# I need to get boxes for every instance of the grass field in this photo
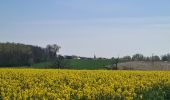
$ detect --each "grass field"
[32,61,53,68]
[0,68,170,100]
[65,59,113,69]
[32,59,113,69]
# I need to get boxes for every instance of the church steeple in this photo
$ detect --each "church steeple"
[94,54,96,59]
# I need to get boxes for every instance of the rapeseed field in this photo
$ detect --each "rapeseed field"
[0,68,170,100]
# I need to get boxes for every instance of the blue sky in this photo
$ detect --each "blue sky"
[1,0,170,58]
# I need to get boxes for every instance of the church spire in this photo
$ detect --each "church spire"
[94,53,96,59]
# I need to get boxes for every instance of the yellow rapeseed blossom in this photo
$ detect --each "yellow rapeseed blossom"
[0,68,170,100]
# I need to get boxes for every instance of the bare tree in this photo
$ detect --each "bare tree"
[46,44,61,59]
[46,44,63,68]
[132,54,144,61]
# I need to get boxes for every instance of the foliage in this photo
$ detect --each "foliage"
[46,44,60,59]
[161,54,170,61]
[0,42,60,67]
[111,58,119,70]
[0,69,170,100]
[132,54,144,61]
[122,56,132,61]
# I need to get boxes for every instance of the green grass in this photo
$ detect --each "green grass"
[65,59,113,69]
[32,59,113,69]
[32,61,52,68]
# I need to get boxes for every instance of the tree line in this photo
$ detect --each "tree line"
[1,42,170,68]
[0,42,60,67]
[116,53,170,62]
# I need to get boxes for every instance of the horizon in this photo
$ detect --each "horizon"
[1,0,170,58]
[0,40,168,59]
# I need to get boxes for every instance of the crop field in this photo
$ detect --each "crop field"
[32,59,113,69]
[65,59,113,69]
[0,69,170,100]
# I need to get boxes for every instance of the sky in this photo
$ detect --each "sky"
[1,0,170,58]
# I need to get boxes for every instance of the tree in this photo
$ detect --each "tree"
[152,55,160,61]
[111,57,119,70]
[161,54,170,62]
[56,55,65,68]
[132,54,144,61]
[144,56,150,61]
[46,44,61,59]
[0,42,59,67]
[122,56,131,61]
[46,44,65,68]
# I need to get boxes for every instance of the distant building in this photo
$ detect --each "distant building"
[94,54,96,59]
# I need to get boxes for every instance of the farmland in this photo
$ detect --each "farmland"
[0,68,170,100]
[64,59,113,69]
[32,59,113,69]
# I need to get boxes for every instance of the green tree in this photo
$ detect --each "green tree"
[111,57,119,70]
[161,54,170,62]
